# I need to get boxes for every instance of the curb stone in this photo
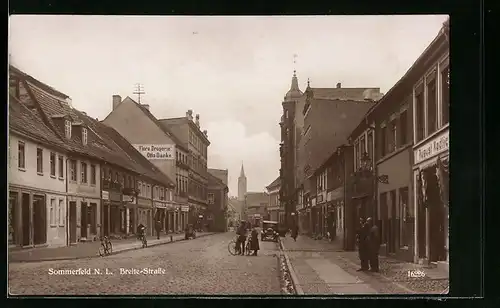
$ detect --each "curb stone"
[9,232,217,263]
[278,237,304,295]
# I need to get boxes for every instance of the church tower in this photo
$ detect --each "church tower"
[238,163,247,202]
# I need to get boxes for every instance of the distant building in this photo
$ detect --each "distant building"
[207,172,228,232]
[265,177,281,223]
[245,192,269,227]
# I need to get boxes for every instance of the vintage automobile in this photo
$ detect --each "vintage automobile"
[260,220,279,242]
[185,224,196,240]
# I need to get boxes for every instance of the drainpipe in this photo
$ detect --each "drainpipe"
[65,157,70,247]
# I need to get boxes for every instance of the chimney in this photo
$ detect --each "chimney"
[336,83,341,88]
[195,114,200,127]
[112,95,122,110]
[82,112,87,116]
[186,109,193,121]
[203,129,207,136]
[141,104,150,111]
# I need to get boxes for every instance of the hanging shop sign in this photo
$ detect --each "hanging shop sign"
[414,129,449,165]
[102,191,109,201]
[133,144,175,160]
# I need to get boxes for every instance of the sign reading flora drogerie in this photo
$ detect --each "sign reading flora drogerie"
[133,144,175,160]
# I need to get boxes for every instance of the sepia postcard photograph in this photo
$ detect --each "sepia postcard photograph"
[8,14,450,296]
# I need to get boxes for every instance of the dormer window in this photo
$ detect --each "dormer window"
[82,128,88,145]
[65,120,72,139]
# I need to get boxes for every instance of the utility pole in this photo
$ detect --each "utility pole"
[133,83,145,104]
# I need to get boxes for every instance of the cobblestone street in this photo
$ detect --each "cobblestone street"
[282,235,449,295]
[8,233,282,295]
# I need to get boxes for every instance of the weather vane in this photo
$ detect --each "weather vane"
[293,54,298,74]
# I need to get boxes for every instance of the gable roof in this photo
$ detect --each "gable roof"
[309,87,381,102]
[121,97,189,152]
[266,177,281,190]
[9,94,68,150]
[207,172,227,190]
[10,65,70,100]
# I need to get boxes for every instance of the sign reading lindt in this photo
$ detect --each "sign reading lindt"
[414,130,449,165]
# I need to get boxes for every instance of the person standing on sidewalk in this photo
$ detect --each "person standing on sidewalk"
[366,217,380,272]
[291,224,299,242]
[356,218,370,271]
[155,220,162,240]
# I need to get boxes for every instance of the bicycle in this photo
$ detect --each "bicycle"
[228,237,241,256]
[98,236,113,256]
[139,233,148,248]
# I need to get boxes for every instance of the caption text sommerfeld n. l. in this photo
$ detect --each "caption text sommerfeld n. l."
[48,268,166,276]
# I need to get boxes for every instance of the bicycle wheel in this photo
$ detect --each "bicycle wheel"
[245,242,251,255]
[98,244,106,257]
[228,240,238,256]
[106,242,113,255]
[142,238,148,248]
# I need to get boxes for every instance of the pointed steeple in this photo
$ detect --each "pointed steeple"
[239,163,245,178]
[284,71,303,102]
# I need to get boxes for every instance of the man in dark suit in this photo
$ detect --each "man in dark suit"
[366,217,380,272]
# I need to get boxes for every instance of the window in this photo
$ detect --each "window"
[441,63,449,126]
[65,120,71,139]
[147,185,151,197]
[367,131,374,163]
[360,136,366,158]
[354,141,359,169]
[70,160,77,181]
[389,120,397,153]
[18,142,25,169]
[160,188,164,200]
[415,85,425,142]
[82,128,88,145]
[50,199,56,226]
[399,110,408,146]
[59,199,64,226]
[427,74,437,136]
[380,125,387,158]
[90,164,96,185]
[49,152,56,176]
[81,162,88,183]
[208,193,215,204]
[285,110,289,119]
[155,187,158,199]
[37,148,43,174]
[58,156,64,178]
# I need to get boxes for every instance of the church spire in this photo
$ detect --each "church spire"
[239,163,245,178]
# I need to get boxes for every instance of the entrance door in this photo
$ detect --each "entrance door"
[21,193,31,246]
[427,167,446,262]
[69,201,77,243]
[33,195,46,245]
[81,202,88,239]
[9,192,18,245]
[103,204,109,236]
[417,173,426,258]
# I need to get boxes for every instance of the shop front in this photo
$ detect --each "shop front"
[180,204,189,231]
[123,194,136,236]
[154,201,167,232]
[136,197,153,236]
[413,128,449,267]
[102,190,124,237]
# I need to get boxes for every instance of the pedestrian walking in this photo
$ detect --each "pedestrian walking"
[291,224,299,242]
[356,218,370,271]
[366,217,380,272]
[155,220,161,240]
[250,227,260,256]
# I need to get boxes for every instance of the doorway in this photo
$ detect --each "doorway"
[69,201,77,243]
[81,202,88,239]
[417,172,426,258]
[103,204,109,236]
[388,190,397,254]
[426,166,446,262]
[9,192,19,245]
[22,193,30,246]
[33,195,46,245]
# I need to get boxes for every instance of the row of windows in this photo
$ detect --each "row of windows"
[415,56,449,143]
[189,130,207,158]
[69,160,97,185]
[316,169,327,192]
[176,174,188,194]
[189,179,207,200]
[379,106,409,159]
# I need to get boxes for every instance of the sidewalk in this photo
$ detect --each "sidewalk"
[9,232,215,263]
[281,235,449,295]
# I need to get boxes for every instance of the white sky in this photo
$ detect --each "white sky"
[9,15,448,196]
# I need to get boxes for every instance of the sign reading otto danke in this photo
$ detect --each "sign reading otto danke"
[133,144,175,160]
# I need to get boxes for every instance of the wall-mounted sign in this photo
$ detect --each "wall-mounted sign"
[154,202,166,208]
[123,195,134,203]
[414,129,449,165]
[102,191,109,201]
[133,144,175,160]
[181,205,189,212]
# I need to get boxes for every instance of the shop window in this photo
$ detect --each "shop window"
[399,109,408,146]
[415,85,425,142]
[18,141,25,169]
[427,74,438,136]
[399,187,411,247]
[441,63,449,126]
[50,152,56,176]
[88,203,97,234]
[9,192,18,245]
[208,193,215,204]
[36,148,43,174]
[33,194,47,245]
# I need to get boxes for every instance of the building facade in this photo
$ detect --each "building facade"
[412,22,449,269]
[9,95,68,248]
[207,172,229,232]
[245,192,269,227]
[265,177,281,222]
[158,111,210,227]
[103,96,189,233]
